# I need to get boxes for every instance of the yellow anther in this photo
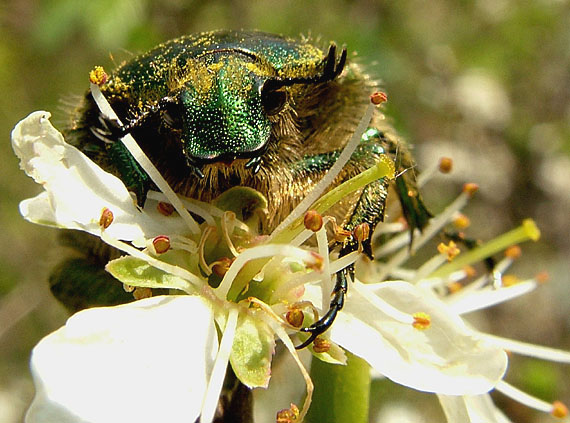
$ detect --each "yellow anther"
[211,257,233,277]
[463,265,477,278]
[133,287,152,300]
[99,207,114,229]
[307,251,324,271]
[370,91,388,105]
[312,337,331,353]
[89,66,108,85]
[437,241,460,261]
[452,213,470,229]
[536,271,549,284]
[276,403,300,423]
[505,245,522,259]
[438,157,453,173]
[501,274,520,287]
[157,201,175,216]
[286,309,304,328]
[304,210,323,232]
[462,182,479,196]
[447,281,463,294]
[152,235,170,254]
[412,312,431,330]
[552,401,568,418]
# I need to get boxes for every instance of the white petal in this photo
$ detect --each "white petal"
[12,111,190,245]
[26,295,218,423]
[331,281,507,395]
[438,395,512,423]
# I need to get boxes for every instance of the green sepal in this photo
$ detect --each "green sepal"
[106,256,195,293]
[217,310,275,389]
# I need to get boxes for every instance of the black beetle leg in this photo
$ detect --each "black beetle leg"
[296,267,349,350]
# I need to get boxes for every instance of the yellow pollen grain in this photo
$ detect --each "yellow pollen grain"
[286,309,304,328]
[152,235,171,254]
[505,245,522,259]
[99,207,114,229]
[438,157,453,173]
[463,265,477,277]
[536,271,550,284]
[312,337,331,353]
[133,287,153,300]
[552,401,568,418]
[501,274,520,287]
[447,281,463,294]
[438,241,460,261]
[412,312,431,330]
[453,213,471,229]
[89,66,108,85]
[462,182,479,196]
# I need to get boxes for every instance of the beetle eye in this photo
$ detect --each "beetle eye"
[161,100,183,129]
[261,83,287,116]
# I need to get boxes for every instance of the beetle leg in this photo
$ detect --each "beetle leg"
[296,268,349,349]
[291,130,430,347]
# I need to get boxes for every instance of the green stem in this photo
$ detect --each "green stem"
[305,351,370,423]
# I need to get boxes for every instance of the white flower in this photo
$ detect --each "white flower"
[12,82,569,423]
[26,296,217,423]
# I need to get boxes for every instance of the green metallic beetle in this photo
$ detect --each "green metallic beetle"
[55,30,430,348]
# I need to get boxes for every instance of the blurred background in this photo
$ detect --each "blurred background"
[1,1,569,422]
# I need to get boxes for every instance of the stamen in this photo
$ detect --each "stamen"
[495,381,566,416]
[481,334,570,363]
[352,282,414,324]
[269,100,378,242]
[90,83,201,234]
[221,211,240,257]
[446,280,537,315]
[99,207,114,229]
[88,66,108,85]
[431,219,540,278]
[100,232,203,292]
[198,226,215,276]
[132,287,152,300]
[271,323,313,423]
[376,190,472,279]
[329,250,360,274]
[304,210,323,232]
[156,201,175,216]
[417,156,453,188]
[211,257,233,277]
[412,312,431,330]
[146,190,218,227]
[276,404,300,423]
[247,297,291,328]
[200,307,239,423]
[217,244,323,300]
[286,309,304,328]
[452,213,470,229]
[270,272,322,305]
[312,337,331,353]
[316,225,333,313]
[151,235,170,254]
[374,221,407,236]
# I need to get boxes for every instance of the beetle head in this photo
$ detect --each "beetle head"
[157,45,346,176]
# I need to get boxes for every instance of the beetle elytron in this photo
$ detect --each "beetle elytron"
[53,30,430,347]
